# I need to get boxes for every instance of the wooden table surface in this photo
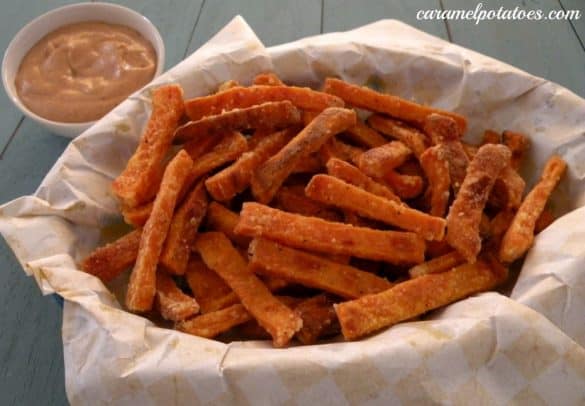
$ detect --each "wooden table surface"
[0,0,583,404]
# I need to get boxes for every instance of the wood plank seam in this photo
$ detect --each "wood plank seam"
[183,0,206,59]
[439,0,453,42]
[558,0,585,52]
[320,0,324,33]
[0,116,24,160]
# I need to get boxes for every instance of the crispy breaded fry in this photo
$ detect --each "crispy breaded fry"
[384,170,424,199]
[188,131,248,183]
[423,113,461,144]
[249,239,392,299]
[291,153,323,174]
[175,101,301,143]
[489,165,526,209]
[251,107,356,203]
[185,85,343,120]
[235,203,425,264]
[177,304,252,338]
[217,80,240,92]
[343,120,387,148]
[126,150,194,312]
[160,180,208,275]
[420,145,451,217]
[253,72,284,86]
[274,186,341,222]
[195,232,302,347]
[182,133,220,160]
[335,258,507,340]
[482,129,501,145]
[499,155,566,263]
[367,115,428,157]
[326,158,400,203]
[205,202,251,247]
[112,85,184,208]
[503,130,530,170]
[319,137,364,165]
[205,129,294,201]
[408,251,465,278]
[81,229,141,282]
[295,295,340,344]
[446,144,511,263]
[535,209,555,234]
[156,272,200,321]
[323,78,467,133]
[356,141,412,177]
[306,175,445,240]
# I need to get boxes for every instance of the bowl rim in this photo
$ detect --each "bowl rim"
[1,1,166,130]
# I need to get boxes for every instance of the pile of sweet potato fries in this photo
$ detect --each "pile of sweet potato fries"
[81,73,566,347]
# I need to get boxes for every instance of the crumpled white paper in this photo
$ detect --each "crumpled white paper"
[1,16,584,405]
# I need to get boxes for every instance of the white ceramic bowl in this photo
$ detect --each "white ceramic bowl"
[2,2,165,138]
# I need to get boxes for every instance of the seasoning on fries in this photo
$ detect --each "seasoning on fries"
[156,272,200,321]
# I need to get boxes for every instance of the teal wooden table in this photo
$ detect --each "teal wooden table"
[0,1,583,404]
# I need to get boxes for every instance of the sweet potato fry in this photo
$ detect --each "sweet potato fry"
[156,272,200,321]
[235,203,425,264]
[335,258,507,340]
[535,209,555,234]
[383,170,424,199]
[503,130,530,170]
[423,113,462,143]
[177,304,252,338]
[253,72,284,86]
[175,101,301,143]
[160,180,208,275]
[343,120,387,148]
[356,141,412,177]
[185,257,237,313]
[182,133,221,160]
[488,165,526,209]
[319,137,364,165]
[251,107,356,203]
[249,238,392,299]
[112,85,184,208]
[291,153,323,174]
[420,145,451,217]
[204,129,294,201]
[185,85,343,120]
[217,80,240,92]
[306,175,445,240]
[499,155,566,263]
[487,209,516,250]
[126,150,194,312]
[323,78,467,133]
[188,131,248,183]
[195,232,302,347]
[482,129,501,145]
[326,158,400,203]
[446,144,511,263]
[294,294,340,344]
[408,251,465,279]
[205,202,252,248]
[122,203,152,227]
[462,143,479,160]
[274,186,341,222]
[81,229,141,282]
[367,115,428,157]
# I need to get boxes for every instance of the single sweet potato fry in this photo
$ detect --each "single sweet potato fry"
[295,294,340,344]
[160,180,208,275]
[126,150,194,312]
[183,133,221,160]
[235,203,425,264]
[326,158,400,203]
[499,155,566,263]
[176,304,252,338]
[446,144,511,263]
[482,129,501,145]
[156,272,200,321]
[319,137,364,165]
[175,101,301,143]
[253,72,284,86]
[323,78,467,133]
[306,175,445,240]
[185,85,343,120]
[343,120,387,148]
[205,202,252,248]
[249,238,392,299]
[503,130,530,170]
[335,258,507,340]
[205,128,294,201]
[274,186,341,222]
[112,85,185,208]
[188,131,248,183]
[535,209,555,234]
[195,232,302,347]
[382,170,424,199]
[367,115,428,158]
[487,209,516,250]
[420,145,451,217]
[122,202,153,227]
[185,257,237,313]
[251,107,356,203]
[291,153,323,174]
[81,229,141,282]
[408,251,465,278]
[356,141,412,177]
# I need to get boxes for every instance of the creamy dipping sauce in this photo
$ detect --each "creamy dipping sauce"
[15,21,157,123]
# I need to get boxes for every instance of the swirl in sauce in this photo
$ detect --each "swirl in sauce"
[15,21,157,123]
